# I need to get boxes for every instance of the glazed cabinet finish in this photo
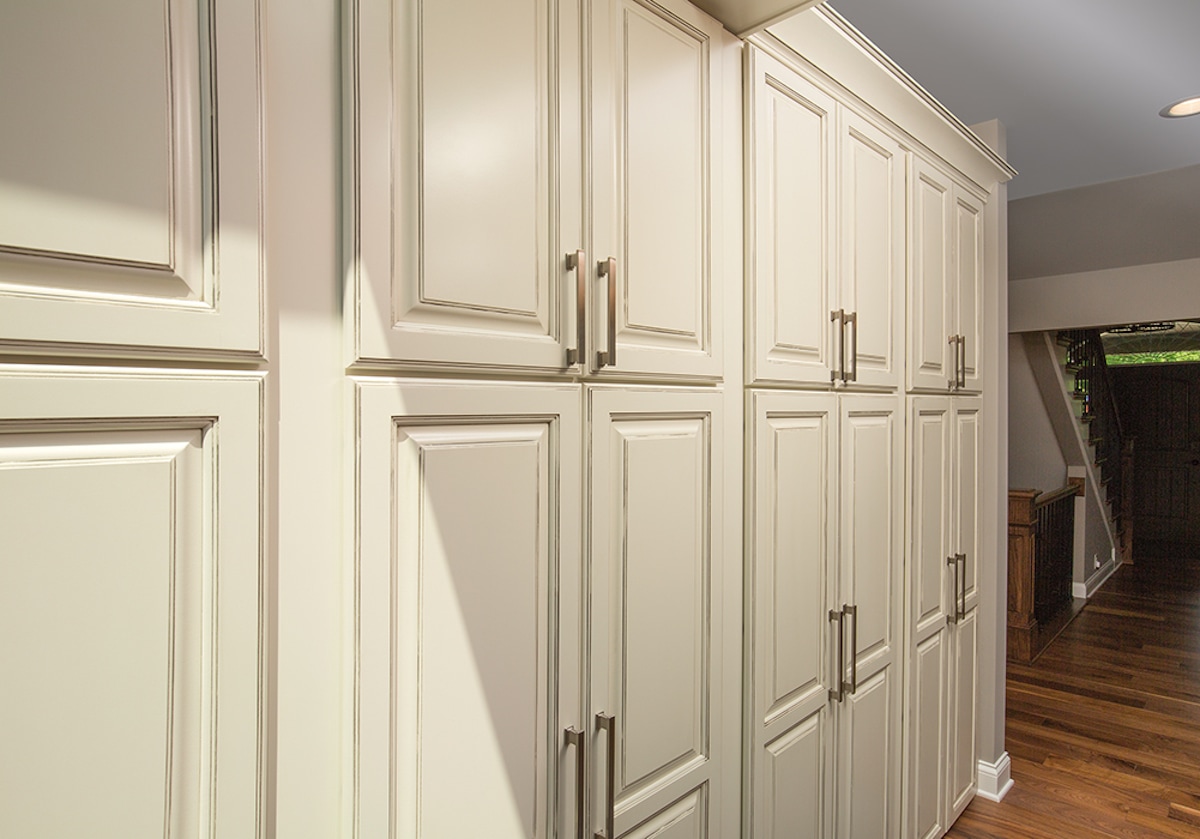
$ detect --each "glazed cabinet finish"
[0,367,266,839]
[748,390,903,839]
[905,396,980,839]
[0,0,265,360]
[748,47,904,389]
[351,0,733,379]
[907,157,984,394]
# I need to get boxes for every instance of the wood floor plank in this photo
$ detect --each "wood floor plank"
[946,553,1200,838]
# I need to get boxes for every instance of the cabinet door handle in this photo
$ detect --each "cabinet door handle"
[946,555,959,624]
[831,309,845,383]
[845,604,859,695]
[596,258,617,369]
[959,335,967,388]
[948,334,958,390]
[958,552,968,619]
[565,726,586,839]
[565,250,586,366]
[594,712,616,839]
[845,312,858,383]
[829,608,845,701]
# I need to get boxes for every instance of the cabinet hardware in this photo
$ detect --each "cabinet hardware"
[845,312,858,382]
[959,335,967,388]
[957,552,967,619]
[946,555,959,624]
[831,309,845,383]
[947,335,958,390]
[596,258,617,368]
[594,712,616,839]
[829,608,845,701]
[565,726,586,839]
[566,250,586,366]
[845,604,859,695]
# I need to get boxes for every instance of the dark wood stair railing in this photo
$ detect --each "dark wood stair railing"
[1008,482,1082,663]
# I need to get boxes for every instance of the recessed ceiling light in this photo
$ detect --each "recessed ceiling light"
[1160,96,1200,118]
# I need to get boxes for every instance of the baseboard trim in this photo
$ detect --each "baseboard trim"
[976,752,1014,802]
[1075,557,1121,601]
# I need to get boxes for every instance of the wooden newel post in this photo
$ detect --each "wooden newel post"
[1008,489,1040,663]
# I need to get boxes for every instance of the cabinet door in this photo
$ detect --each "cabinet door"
[589,386,725,838]
[591,0,731,380]
[353,379,583,839]
[836,395,903,839]
[0,1,264,360]
[954,399,981,610]
[748,390,837,839]
[905,397,952,839]
[352,0,585,371]
[954,189,985,392]
[839,112,905,390]
[0,367,264,838]
[947,608,978,824]
[747,48,838,387]
[907,158,954,392]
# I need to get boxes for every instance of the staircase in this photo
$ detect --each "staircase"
[1054,329,1133,562]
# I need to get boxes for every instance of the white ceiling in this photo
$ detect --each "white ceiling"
[827,0,1200,200]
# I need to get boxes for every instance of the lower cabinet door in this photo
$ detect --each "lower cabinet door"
[0,366,265,839]
[588,385,727,839]
[352,378,583,839]
[948,607,978,823]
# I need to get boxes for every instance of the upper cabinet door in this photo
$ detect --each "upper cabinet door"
[590,0,731,380]
[954,188,984,392]
[747,48,838,387]
[907,156,955,392]
[0,0,264,360]
[351,0,585,372]
[839,112,905,390]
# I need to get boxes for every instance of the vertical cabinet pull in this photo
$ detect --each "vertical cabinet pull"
[565,250,586,366]
[594,712,616,839]
[831,309,845,383]
[596,258,618,369]
[957,552,968,619]
[845,604,859,695]
[946,555,959,624]
[565,726,586,839]
[829,608,846,701]
[845,312,858,383]
[959,335,967,388]
[948,334,959,390]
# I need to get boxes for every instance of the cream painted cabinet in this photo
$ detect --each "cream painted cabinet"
[353,381,733,839]
[747,390,903,839]
[905,396,980,839]
[0,1,265,361]
[0,366,266,838]
[907,158,985,393]
[748,47,904,389]
[351,0,734,379]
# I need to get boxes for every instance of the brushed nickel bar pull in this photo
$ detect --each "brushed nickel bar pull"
[831,309,845,383]
[948,334,959,390]
[564,726,586,839]
[958,552,968,619]
[959,335,967,388]
[594,712,616,839]
[846,312,858,383]
[565,250,586,366]
[845,604,859,695]
[596,258,617,369]
[947,555,959,624]
[829,608,845,702]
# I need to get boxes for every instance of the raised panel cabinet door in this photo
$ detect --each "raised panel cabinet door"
[0,366,265,839]
[839,111,905,390]
[836,394,903,839]
[590,0,735,380]
[0,0,264,360]
[953,188,984,392]
[748,390,838,838]
[907,157,954,392]
[947,608,978,824]
[905,396,952,839]
[352,379,583,839]
[589,386,726,838]
[747,47,838,387]
[954,399,981,610]
[351,0,585,371]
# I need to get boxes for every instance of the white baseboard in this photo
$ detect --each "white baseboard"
[1072,581,1087,599]
[1075,556,1121,600]
[976,752,1013,802]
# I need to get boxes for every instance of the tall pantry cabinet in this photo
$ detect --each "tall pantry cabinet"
[348,1,742,839]
[744,7,1012,839]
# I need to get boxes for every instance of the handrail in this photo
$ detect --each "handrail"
[1033,484,1078,510]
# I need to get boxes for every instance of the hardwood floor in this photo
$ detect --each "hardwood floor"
[947,551,1200,838]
